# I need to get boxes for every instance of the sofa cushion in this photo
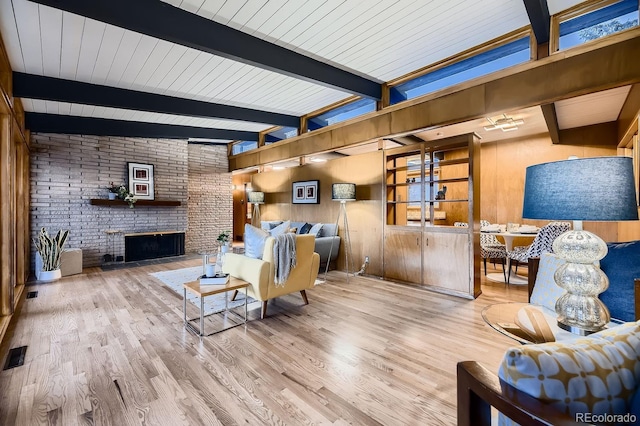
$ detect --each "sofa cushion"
[244,224,270,259]
[308,223,323,237]
[600,241,640,322]
[260,221,282,231]
[270,220,290,237]
[498,321,640,419]
[290,221,307,234]
[299,223,312,235]
[319,223,337,237]
[530,253,566,311]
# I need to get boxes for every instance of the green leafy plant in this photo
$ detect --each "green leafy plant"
[108,182,136,208]
[217,230,231,246]
[33,227,69,271]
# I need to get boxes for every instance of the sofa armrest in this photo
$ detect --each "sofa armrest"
[314,236,340,263]
[457,361,581,426]
[223,253,271,301]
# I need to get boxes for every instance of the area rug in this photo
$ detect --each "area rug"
[150,266,254,316]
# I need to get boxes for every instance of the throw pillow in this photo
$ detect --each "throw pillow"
[599,240,640,322]
[269,220,290,237]
[244,224,269,259]
[299,223,312,235]
[308,223,323,237]
[498,321,640,420]
[530,253,566,311]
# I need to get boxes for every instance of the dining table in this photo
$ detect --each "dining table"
[482,229,538,285]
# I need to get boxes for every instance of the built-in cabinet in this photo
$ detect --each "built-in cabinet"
[383,133,481,299]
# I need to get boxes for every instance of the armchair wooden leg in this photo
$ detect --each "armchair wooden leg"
[261,301,268,319]
[483,258,487,275]
[300,290,309,305]
[230,290,238,301]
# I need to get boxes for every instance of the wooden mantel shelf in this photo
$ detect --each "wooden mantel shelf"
[90,199,181,207]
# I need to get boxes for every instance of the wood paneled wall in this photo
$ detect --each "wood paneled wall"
[252,151,384,276]
[0,31,30,345]
[479,133,628,242]
[249,133,638,283]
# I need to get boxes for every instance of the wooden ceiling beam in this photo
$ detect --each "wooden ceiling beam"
[558,121,618,146]
[540,103,560,144]
[26,113,258,140]
[13,72,299,128]
[31,0,381,100]
[229,30,640,170]
[522,0,551,45]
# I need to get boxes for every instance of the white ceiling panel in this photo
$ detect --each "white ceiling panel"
[167,0,530,82]
[547,0,588,15]
[23,99,273,131]
[555,86,631,129]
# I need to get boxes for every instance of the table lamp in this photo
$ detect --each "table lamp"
[324,183,356,282]
[522,156,638,334]
[248,191,265,227]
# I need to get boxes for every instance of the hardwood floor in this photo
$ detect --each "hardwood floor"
[0,259,527,425]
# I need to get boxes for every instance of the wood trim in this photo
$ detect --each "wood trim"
[0,115,12,316]
[230,29,640,170]
[387,27,532,88]
[559,121,618,146]
[457,361,581,426]
[124,230,185,237]
[617,83,640,147]
[304,95,361,121]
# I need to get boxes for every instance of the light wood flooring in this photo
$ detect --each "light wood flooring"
[0,259,527,426]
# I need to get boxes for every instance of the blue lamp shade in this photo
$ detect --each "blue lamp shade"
[248,191,265,204]
[332,183,356,201]
[522,157,638,221]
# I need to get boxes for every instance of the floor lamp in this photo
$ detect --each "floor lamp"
[324,183,356,283]
[248,191,264,228]
[522,156,638,334]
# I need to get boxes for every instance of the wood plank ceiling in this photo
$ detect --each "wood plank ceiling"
[0,0,587,142]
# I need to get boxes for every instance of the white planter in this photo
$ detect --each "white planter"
[38,269,61,282]
[108,192,117,200]
[221,245,229,254]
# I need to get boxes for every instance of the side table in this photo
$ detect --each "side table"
[183,277,250,337]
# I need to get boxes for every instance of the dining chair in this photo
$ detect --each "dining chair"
[454,222,468,227]
[507,221,571,284]
[480,220,507,280]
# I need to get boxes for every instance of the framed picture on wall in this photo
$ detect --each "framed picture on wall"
[292,180,319,204]
[128,162,155,200]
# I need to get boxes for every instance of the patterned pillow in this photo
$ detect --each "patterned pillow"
[244,224,269,259]
[498,321,640,422]
[530,253,566,311]
[299,223,313,235]
[308,223,323,237]
[269,220,290,237]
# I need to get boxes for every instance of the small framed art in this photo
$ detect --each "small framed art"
[292,180,319,204]
[128,162,155,200]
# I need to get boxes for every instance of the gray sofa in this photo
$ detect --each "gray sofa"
[261,221,340,268]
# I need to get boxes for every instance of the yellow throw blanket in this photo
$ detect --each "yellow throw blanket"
[273,233,296,286]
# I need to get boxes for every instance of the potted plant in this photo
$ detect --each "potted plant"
[107,182,136,208]
[217,230,231,253]
[33,227,69,282]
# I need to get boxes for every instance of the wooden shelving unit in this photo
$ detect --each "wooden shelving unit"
[90,199,181,207]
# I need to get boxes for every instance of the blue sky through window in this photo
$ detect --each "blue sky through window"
[307,98,377,131]
[391,37,530,104]
[559,0,638,50]
[231,140,257,155]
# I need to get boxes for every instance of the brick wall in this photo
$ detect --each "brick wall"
[30,134,230,267]
[186,143,232,253]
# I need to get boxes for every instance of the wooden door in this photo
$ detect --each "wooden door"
[423,229,471,295]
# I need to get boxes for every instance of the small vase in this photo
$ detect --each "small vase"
[221,245,229,254]
[108,193,117,200]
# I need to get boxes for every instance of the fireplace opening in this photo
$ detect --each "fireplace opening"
[125,232,185,262]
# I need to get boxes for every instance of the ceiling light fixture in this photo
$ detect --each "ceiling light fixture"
[484,114,524,132]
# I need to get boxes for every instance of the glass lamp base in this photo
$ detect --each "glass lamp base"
[552,228,610,335]
[557,321,599,335]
